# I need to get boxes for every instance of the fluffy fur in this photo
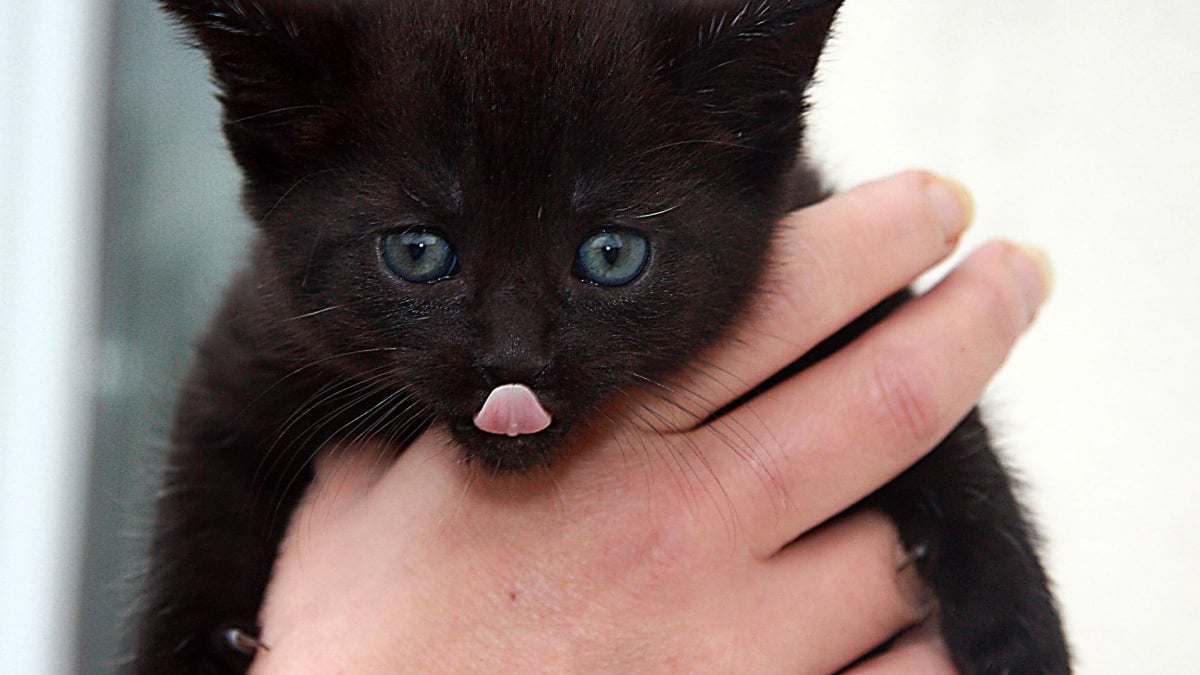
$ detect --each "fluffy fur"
[136,1,1070,672]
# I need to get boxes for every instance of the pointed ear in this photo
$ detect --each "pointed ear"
[659,0,843,173]
[158,0,354,181]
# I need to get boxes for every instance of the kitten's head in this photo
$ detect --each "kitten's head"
[163,0,842,469]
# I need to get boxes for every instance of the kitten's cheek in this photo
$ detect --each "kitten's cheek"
[473,384,554,437]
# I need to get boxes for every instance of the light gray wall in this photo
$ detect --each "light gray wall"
[75,0,248,672]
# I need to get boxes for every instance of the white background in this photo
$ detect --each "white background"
[812,1,1200,671]
[2,1,1197,673]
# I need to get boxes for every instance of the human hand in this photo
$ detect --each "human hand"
[249,171,1050,674]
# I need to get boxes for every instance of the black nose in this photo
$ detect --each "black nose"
[475,359,550,387]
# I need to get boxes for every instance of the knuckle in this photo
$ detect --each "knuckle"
[867,345,943,448]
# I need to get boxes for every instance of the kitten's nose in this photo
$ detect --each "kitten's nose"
[475,359,549,388]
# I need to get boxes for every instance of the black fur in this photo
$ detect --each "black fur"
[135,1,1070,672]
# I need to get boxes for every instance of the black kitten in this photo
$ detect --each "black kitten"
[136,1,1070,673]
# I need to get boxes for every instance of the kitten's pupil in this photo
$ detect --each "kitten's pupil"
[602,244,620,266]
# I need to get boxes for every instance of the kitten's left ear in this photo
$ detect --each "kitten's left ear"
[658,0,844,170]
[159,0,356,185]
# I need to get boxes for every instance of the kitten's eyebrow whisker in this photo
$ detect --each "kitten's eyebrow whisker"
[630,202,683,220]
[258,168,343,228]
[399,183,431,209]
[637,138,758,157]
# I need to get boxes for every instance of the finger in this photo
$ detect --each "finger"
[693,241,1052,556]
[744,511,932,674]
[642,171,974,429]
[842,618,957,675]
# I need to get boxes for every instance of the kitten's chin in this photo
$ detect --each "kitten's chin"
[449,417,570,473]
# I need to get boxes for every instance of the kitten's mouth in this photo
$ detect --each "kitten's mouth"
[472,384,553,437]
[446,384,565,471]
[441,381,571,470]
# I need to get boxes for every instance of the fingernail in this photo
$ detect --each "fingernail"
[222,627,268,655]
[1012,243,1055,316]
[926,175,975,242]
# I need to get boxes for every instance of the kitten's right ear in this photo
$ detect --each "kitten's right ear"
[159,0,354,182]
[656,0,843,185]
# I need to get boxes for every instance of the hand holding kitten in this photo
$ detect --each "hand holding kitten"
[249,171,1049,674]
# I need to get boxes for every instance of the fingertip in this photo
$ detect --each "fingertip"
[951,240,1054,336]
[1012,242,1055,313]
[923,173,975,243]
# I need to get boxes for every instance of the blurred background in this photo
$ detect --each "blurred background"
[2,0,1196,672]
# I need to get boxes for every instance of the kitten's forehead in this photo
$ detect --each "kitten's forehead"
[169,0,837,224]
[352,1,678,218]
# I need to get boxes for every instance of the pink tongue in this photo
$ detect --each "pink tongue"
[473,384,553,437]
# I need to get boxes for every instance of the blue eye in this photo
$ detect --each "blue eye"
[574,230,649,287]
[382,231,457,283]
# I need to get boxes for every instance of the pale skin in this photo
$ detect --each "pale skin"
[249,171,1053,674]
